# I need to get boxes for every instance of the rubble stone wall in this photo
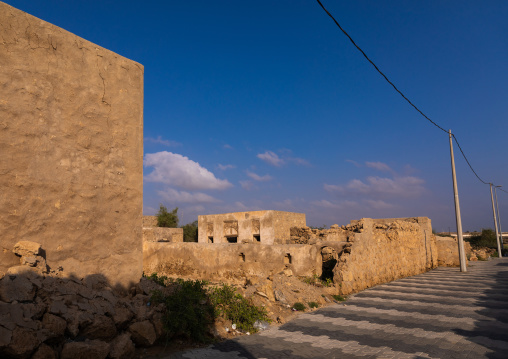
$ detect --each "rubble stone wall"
[0,2,144,287]
[334,217,438,295]
[143,242,336,283]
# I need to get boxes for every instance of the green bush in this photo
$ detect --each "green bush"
[293,302,306,311]
[157,204,179,228]
[300,274,333,287]
[308,301,319,309]
[182,220,198,242]
[332,295,347,302]
[151,279,214,343]
[144,272,170,287]
[209,284,270,333]
[467,229,498,249]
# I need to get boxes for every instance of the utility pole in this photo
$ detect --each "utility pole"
[449,130,467,272]
[490,183,502,258]
[495,186,503,257]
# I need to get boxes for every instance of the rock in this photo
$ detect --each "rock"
[0,275,36,303]
[61,340,110,359]
[20,255,38,267]
[282,268,293,277]
[255,291,269,299]
[256,281,275,301]
[42,313,67,340]
[32,343,56,359]
[109,333,135,359]
[113,306,134,329]
[128,320,156,346]
[48,299,68,315]
[0,325,12,348]
[13,241,41,257]
[81,315,117,341]
[4,326,40,358]
[151,312,165,340]
[330,224,340,229]
[136,277,163,296]
[274,290,287,303]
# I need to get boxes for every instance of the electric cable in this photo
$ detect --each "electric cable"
[451,134,489,185]
[316,0,505,190]
[316,0,448,134]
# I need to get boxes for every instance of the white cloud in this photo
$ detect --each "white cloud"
[365,161,391,172]
[144,151,232,190]
[223,144,233,150]
[325,176,425,199]
[311,199,342,209]
[257,151,284,167]
[346,159,362,167]
[217,164,235,170]
[288,157,311,166]
[158,188,219,204]
[145,136,182,147]
[235,201,249,211]
[311,199,359,209]
[364,199,395,210]
[246,171,272,182]
[240,180,255,191]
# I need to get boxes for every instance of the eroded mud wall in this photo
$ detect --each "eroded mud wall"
[0,2,143,287]
[335,218,438,295]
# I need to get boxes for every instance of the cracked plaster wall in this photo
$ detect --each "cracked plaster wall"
[0,2,143,288]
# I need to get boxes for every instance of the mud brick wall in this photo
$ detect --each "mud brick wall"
[198,210,306,245]
[334,217,438,295]
[0,2,143,287]
[143,242,328,283]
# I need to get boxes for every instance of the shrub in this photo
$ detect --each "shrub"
[209,284,270,333]
[157,204,179,228]
[332,295,347,302]
[308,301,319,309]
[151,279,214,343]
[300,274,333,287]
[182,220,198,242]
[293,302,306,311]
[467,229,498,249]
[144,272,169,287]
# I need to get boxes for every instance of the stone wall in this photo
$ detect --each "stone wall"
[143,242,346,283]
[142,216,183,243]
[333,218,438,295]
[142,228,183,243]
[198,210,306,245]
[143,215,158,228]
[0,2,143,288]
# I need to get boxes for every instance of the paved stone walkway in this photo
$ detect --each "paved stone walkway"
[170,258,508,358]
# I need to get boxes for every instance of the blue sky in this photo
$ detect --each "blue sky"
[7,0,508,231]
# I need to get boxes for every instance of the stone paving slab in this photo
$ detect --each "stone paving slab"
[170,259,508,358]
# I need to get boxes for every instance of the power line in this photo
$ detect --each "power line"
[316,0,505,190]
[451,134,489,185]
[315,0,448,134]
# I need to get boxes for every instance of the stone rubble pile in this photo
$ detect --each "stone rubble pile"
[0,241,166,359]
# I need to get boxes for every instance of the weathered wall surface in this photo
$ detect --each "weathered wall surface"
[143,228,183,243]
[143,242,332,283]
[142,216,183,243]
[198,210,306,245]
[334,218,438,295]
[143,215,158,228]
[0,2,143,287]
[435,235,472,266]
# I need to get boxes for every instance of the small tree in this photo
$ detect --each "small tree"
[157,204,179,228]
[182,220,198,242]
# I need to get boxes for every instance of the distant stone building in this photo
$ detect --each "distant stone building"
[198,210,306,245]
